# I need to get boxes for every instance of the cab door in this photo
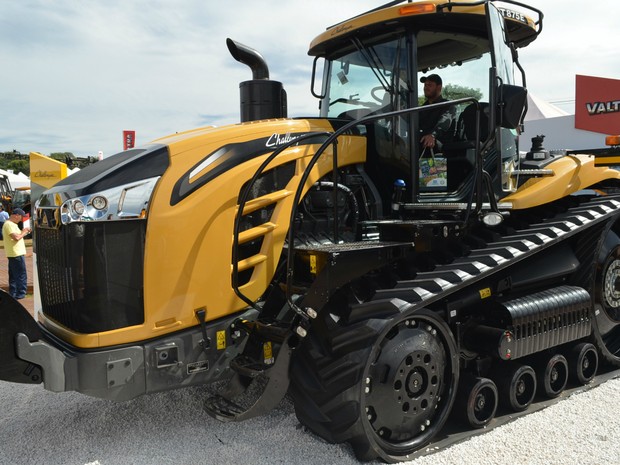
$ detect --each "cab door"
[486,3,524,193]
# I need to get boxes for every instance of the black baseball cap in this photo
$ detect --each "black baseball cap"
[420,74,442,85]
[13,208,25,216]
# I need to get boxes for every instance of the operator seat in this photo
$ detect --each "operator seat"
[365,98,410,214]
[455,102,489,142]
[441,102,489,191]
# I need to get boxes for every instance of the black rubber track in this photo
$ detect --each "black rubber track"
[564,205,620,367]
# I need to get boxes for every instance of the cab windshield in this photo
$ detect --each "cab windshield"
[323,36,411,120]
[321,31,492,120]
[320,29,501,200]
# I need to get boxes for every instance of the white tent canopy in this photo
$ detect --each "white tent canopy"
[524,93,569,122]
[0,169,29,189]
[521,93,608,151]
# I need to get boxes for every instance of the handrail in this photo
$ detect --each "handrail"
[284,97,480,316]
[230,96,489,316]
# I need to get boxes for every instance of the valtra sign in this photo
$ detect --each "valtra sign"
[575,75,620,135]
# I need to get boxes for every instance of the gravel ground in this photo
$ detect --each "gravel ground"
[0,376,618,465]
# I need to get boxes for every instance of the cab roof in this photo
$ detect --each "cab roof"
[308,0,542,57]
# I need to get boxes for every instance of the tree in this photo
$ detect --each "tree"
[50,152,76,162]
[7,160,29,176]
[442,84,483,102]
[418,84,483,106]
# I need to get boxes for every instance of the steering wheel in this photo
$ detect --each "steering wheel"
[371,86,388,103]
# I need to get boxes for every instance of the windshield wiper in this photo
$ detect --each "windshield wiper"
[351,37,392,93]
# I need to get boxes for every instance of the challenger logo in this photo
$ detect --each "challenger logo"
[32,170,58,179]
[266,132,300,148]
[330,24,353,37]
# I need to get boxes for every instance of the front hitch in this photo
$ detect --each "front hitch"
[0,291,44,384]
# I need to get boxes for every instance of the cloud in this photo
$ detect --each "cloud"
[1,1,360,155]
[518,0,619,111]
[1,1,618,156]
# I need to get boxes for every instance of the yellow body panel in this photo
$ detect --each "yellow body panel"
[46,118,366,348]
[503,154,620,209]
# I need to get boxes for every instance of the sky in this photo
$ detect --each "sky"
[1,0,618,158]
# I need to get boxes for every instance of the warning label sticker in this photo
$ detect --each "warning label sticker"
[217,330,226,350]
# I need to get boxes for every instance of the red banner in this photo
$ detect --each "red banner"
[575,75,620,135]
[123,130,136,150]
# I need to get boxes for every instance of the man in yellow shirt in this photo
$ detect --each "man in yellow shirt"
[2,208,31,299]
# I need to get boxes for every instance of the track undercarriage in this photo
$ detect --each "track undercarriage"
[288,193,620,461]
[212,192,620,462]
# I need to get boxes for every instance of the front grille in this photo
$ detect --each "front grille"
[36,221,145,333]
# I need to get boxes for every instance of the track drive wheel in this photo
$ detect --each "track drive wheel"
[494,363,536,412]
[290,305,459,463]
[593,225,620,366]
[453,375,498,428]
[567,342,598,385]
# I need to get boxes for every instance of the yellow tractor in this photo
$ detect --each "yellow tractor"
[2,1,620,462]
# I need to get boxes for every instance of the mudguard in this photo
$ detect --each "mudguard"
[0,291,43,384]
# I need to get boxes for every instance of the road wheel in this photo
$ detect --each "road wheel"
[290,304,459,463]
[495,363,536,412]
[593,225,620,366]
[453,375,498,428]
[567,342,598,385]
[535,353,568,399]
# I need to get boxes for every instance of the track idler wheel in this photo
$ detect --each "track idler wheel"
[495,363,537,412]
[567,342,598,385]
[534,354,568,399]
[453,375,498,428]
[592,225,620,366]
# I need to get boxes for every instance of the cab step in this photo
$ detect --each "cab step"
[229,355,269,378]
[203,336,293,422]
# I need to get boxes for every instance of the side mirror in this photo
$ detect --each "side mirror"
[498,84,527,129]
[311,56,328,99]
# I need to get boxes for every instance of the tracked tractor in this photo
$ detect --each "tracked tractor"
[2,1,620,462]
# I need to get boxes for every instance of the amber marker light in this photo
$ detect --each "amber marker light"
[605,135,620,147]
[399,3,436,15]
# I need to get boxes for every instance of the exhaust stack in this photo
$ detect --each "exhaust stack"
[227,38,287,122]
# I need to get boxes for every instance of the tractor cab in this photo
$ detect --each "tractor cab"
[310,1,540,220]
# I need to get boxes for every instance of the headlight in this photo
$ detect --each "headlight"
[91,195,108,210]
[60,176,160,225]
[73,199,85,216]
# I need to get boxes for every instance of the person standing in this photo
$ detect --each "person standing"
[2,208,31,299]
[419,74,455,150]
[0,205,9,240]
